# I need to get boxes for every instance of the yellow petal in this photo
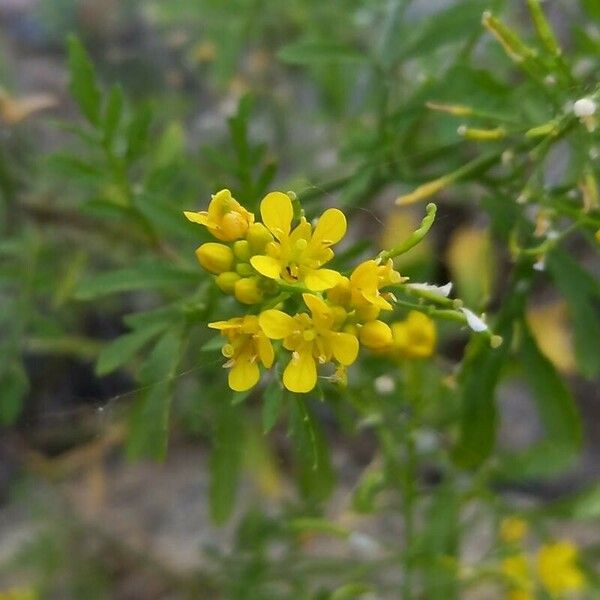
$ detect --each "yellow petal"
[250,255,282,279]
[259,310,296,339]
[283,351,317,393]
[330,332,359,365]
[302,293,333,328]
[304,268,342,291]
[311,208,346,246]
[208,320,234,330]
[184,210,209,225]
[361,290,393,310]
[260,191,293,239]
[350,260,378,288]
[228,357,260,391]
[256,334,275,368]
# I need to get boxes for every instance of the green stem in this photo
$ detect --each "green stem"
[378,203,437,261]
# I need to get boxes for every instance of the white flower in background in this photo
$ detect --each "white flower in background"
[460,308,488,332]
[374,375,395,395]
[348,532,380,558]
[408,282,453,297]
[533,256,546,272]
[573,97,597,118]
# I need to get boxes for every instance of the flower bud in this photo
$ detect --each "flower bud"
[355,304,381,322]
[246,222,274,253]
[215,271,241,294]
[236,262,255,277]
[221,210,250,240]
[234,277,264,304]
[359,320,393,349]
[233,240,251,262]
[196,243,234,274]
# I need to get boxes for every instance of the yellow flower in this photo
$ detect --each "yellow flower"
[259,294,359,393]
[390,311,436,359]
[185,189,254,242]
[250,192,346,291]
[500,517,528,544]
[328,259,403,317]
[234,276,264,305]
[502,555,532,592]
[196,242,235,274]
[359,320,393,349]
[537,541,585,595]
[208,316,274,392]
[506,591,534,600]
[0,588,37,600]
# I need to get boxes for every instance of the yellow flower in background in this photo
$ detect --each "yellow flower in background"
[259,293,359,393]
[502,554,533,594]
[185,189,254,241]
[526,301,576,375]
[250,192,346,291]
[500,517,528,544]
[505,590,534,600]
[0,588,37,600]
[390,311,436,359]
[209,315,274,392]
[537,541,585,595]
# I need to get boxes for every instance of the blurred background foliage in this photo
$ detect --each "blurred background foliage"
[1,0,600,598]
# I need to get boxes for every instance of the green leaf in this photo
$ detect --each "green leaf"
[103,84,124,148]
[67,35,101,125]
[152,121,185,169]
[453,266,531,469]
[496,322,582,479]
[126,102,153,161]
[95,322,167,376]
[548,250,600,379]
[543,484,600,520]
[289,395,334,502]
[209,398,244,524]
[262,379,284,433]
[0,361,29,424]
[520,322,582,450]
[278,41,368,65]
[398,1,489,59]
[451,335,508,469]
[419,482,460,600]
[126,329,184,460]
[352,467,385,513]
[75,263,199,300]
[132,193,197,240]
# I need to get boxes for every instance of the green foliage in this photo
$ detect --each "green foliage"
[3,1,600,598]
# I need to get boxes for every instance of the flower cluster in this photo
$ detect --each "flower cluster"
[498,518,585,599]
[186,190,443,393]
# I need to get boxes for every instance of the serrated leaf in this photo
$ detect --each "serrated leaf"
[126,329,184,460]
[126,103,153,161]
[103,84,124,148]
[209,398,244,524]
[75,263,198,300]
[95,322,167,376]
[67,36,101,125]
[278,41,367,65]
